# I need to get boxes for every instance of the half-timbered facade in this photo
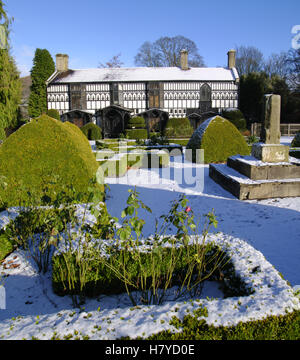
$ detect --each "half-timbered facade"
[46,50,239,134]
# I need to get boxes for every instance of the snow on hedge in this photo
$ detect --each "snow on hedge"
[0,205,299,340]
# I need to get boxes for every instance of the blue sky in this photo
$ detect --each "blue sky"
[5,0,300,76]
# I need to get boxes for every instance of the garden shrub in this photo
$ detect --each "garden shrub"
[0,232,15,261]
[125,129,147,140]
[164,117,193,138]
[127,117,146,129]
[186,116,250,164]
[138,310,300,340]
[290,150,300,159]
[52,242,232,299]
[0,115,103,206]
[291,131,300,147]
[46,109,60,121]
[222,109,247,131]
[81,123,102,140]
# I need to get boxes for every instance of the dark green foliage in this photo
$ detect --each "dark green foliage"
[46,109,60,120]
[0,232,14,261]
[0,115,103,206]
[291,131,300,147]
[290,150,300,159]
[125,129,147,140]
[28,49,55,118]
[164,117,194,138]
[222,109,247,131]
[81,122,102,140]
[186,116,250,164]
[127,117,145,129]
[239,72,271,125]
[0,2,22,140]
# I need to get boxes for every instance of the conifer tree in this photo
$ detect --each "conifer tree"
[28,49,55,118]
[0,0,21,140]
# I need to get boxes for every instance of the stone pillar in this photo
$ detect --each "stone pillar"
[260,94,281,144]
[252,94,289,163]
[227,50,236,69]
[180,50,189,70]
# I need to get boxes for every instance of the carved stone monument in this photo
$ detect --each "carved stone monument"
[252,95,289,163]
[209,94,300,200]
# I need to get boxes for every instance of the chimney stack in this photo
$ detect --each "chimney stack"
[180,49,189,70]
[227,49,236,69]
[56,54,69,72]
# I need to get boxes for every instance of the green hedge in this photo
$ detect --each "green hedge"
[127,117,146,129]
[0,115,104,207]
[138,310,300,340]
[222,109,247,131]
[186,116,250,164]
[164,117,194,138]
[291,131,300,147]
[81,123,102,140]
[46,109,60,121]
[125,129,147,140]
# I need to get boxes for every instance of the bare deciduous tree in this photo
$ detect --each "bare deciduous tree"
[134,36,205,68]
[235,46,264,75]
[99,53,124,68]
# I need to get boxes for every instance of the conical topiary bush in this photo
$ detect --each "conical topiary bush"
[186,116,250,164]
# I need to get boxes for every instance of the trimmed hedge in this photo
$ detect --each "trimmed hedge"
[186,116,250,164]
[291,131,300,147]
[81,123,102,140]
[46,109,60,121]
[125,129,147,140]
[127,117,146,129]
[0,115,103,206]
[222,109,247,131]
[139,310,300,340]
[164,117,194,138]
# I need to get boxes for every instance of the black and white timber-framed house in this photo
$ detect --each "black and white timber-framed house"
[46,50,240,137]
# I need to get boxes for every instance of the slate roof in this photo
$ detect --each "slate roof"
[47,66,239,84]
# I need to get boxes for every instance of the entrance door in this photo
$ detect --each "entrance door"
[199,84,211,112]
[105,110,123,138]
[148,83,160,108]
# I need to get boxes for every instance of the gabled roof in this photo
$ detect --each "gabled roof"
[47,66,239,84]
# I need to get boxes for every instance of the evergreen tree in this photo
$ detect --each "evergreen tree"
[28,49,55,118]
[0,1,21,140]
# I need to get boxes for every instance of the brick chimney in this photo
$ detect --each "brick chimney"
[56,54,69,72]
[227,49,236,69]
[180,49,189,70]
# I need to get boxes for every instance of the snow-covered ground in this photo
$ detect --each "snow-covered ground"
[0,140,300,339]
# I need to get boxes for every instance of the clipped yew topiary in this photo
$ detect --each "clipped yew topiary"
[127,116,146,129]
[291,131,300,148]
[0,115,103,206]
[46,109,60,120]
[81,122,102,140]
[186,116,250,164]
[164,117,194,138]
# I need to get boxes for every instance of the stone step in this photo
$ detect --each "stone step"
[209,163,300,200]
[227,155,300,180]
